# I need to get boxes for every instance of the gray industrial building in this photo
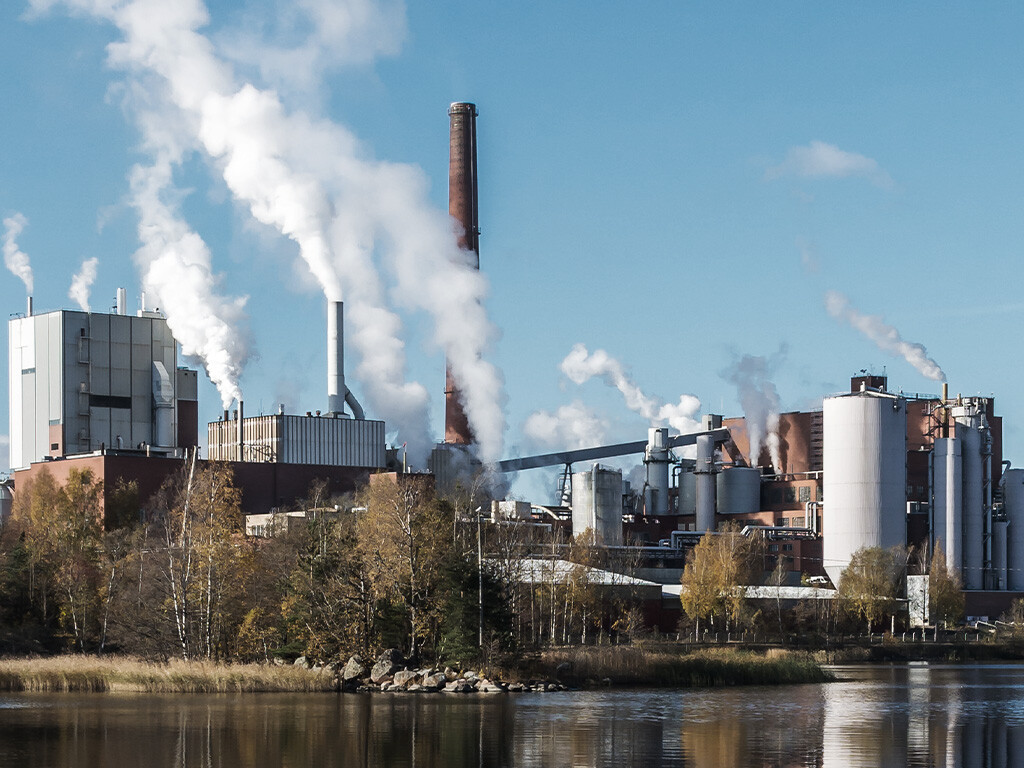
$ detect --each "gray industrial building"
[7,298,198,470]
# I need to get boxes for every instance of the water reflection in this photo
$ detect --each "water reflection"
[0,664,1023,767]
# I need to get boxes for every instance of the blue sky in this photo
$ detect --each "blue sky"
[2,2,1023,501]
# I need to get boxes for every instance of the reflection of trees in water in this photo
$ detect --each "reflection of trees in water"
[5,670,1024,767]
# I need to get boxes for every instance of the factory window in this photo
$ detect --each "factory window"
[792,516,805,527]
[782,544,794,552]
[776,518,789,527]
[768,544,779,552]
[798,486,811,503]
[816,486,823,502]
[784,487,796,503]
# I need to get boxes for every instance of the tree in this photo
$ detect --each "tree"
[837,546,908,635]
[680,523,765,636]
[928,542,964,629]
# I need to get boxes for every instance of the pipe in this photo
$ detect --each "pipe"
[26,296,32,317]
[444,102,479,445]
[695,434,716,531]
[327,300,345,415]
[116,287,127,315]
[237,399,244,462]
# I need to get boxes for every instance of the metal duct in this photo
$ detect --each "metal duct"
[695,434,717,531]
[151,361,174,448]
[444,101,478,445]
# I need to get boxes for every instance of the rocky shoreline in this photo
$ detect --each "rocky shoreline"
[302,649,571,694]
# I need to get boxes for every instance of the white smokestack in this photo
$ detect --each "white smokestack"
[3,212,34,295]
[69,256,99,312]
[116,287,127,315]
[825,290,945,382]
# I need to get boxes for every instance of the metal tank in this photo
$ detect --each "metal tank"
[992,518,1008,590]
[952,403,984,590]
[678,471,696,515]
[695,434,717,531]
[644,427,670,517]
[571,465,623,545]
[716,466,761,517]
[822,391,907,588]
[931,437,962,575]
[1004,469,1024,591]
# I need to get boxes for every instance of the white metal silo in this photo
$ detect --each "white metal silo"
[952,404,984,590]
[822,391,907,588]
[931,437,962,576]
[1004,469,1024,591]
[716,467,761,517]
[695,434,717,531]
[644,428,670,517]
[571,465,623,546]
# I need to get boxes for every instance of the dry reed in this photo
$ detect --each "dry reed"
[0,656,337,693]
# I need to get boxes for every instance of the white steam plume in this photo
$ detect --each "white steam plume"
[130,158,250,408]
[722,352,783,471]
[32,0,504,461]
[560,343,701,433]
[524,400,608,450]
[825,290,946,382]
[3,213,34,294]
[68,257,99,311]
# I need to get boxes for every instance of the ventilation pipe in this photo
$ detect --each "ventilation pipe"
[695,434,717,531]
[26,296,32,317]
[237,399,244,462]
[327,299,364,419]
[116,287,127,315]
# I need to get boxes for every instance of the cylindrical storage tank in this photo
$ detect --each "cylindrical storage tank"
[822,392,907,588]
[571,465,623,546]
[932,437,962,576]
[695,434,716,531]
[1004,469,1024,590]
[645,427,669,517]
[716,467,761,517]
[953,404,984,590]
[0,483,12,525]
[992,519,1008,590]
[678,471,696,515]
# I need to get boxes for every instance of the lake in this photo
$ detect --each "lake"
[1,663,1022,767]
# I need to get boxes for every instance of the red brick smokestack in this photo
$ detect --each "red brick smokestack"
[445,102,479,445]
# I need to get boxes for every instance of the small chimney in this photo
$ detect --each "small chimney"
[327,299,345,415]
[237,399,244,462]
[26,296,33,317]
[116,287,127,315]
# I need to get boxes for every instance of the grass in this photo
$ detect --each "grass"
[0,656,337,693]
[517,645,835,688]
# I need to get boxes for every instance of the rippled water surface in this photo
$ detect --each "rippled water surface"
[1,663,1022,767]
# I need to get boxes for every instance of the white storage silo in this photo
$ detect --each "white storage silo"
[822,392,907,588]
[931,437,962,576]
[717,467,761,517]
[952,404,984,590]
[1004,469,1024,591]
[572,465,623,546]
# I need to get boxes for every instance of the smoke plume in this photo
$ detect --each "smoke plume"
[68,256,99,311]
[3,213,34,294]
[524,400,608,450]
[32,0,505,461]
[825,290,946,382]
[130,158,250,408]
[560,343,701,433]
[722,352,784,471]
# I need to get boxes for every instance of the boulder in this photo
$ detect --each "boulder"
[294,656,309,668]
[477,678,506,693]
[507,682,526,692]
[370,650,404,684]
[422,673,447,691]
[444,679,476,693]
[392,670,419,688]
[342,656,367,682]
[406,684,426,693]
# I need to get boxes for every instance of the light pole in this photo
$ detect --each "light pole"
[476,505,484,649]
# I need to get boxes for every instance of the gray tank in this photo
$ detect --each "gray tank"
[716,467,762,517]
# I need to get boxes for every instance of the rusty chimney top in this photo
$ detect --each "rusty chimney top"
[445,102,478,445]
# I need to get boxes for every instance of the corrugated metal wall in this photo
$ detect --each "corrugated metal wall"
[208,415,385,469]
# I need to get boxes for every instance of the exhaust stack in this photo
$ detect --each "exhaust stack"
[445,102,479,445]
[327,299,364,419]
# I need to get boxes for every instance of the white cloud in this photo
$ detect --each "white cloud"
[767,141,893,188]
[523,400,608,450]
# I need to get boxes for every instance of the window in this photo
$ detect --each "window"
[776,518,789,527]
[798,486,811,503]
[782,544,794,552]
[784,487,796,503]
